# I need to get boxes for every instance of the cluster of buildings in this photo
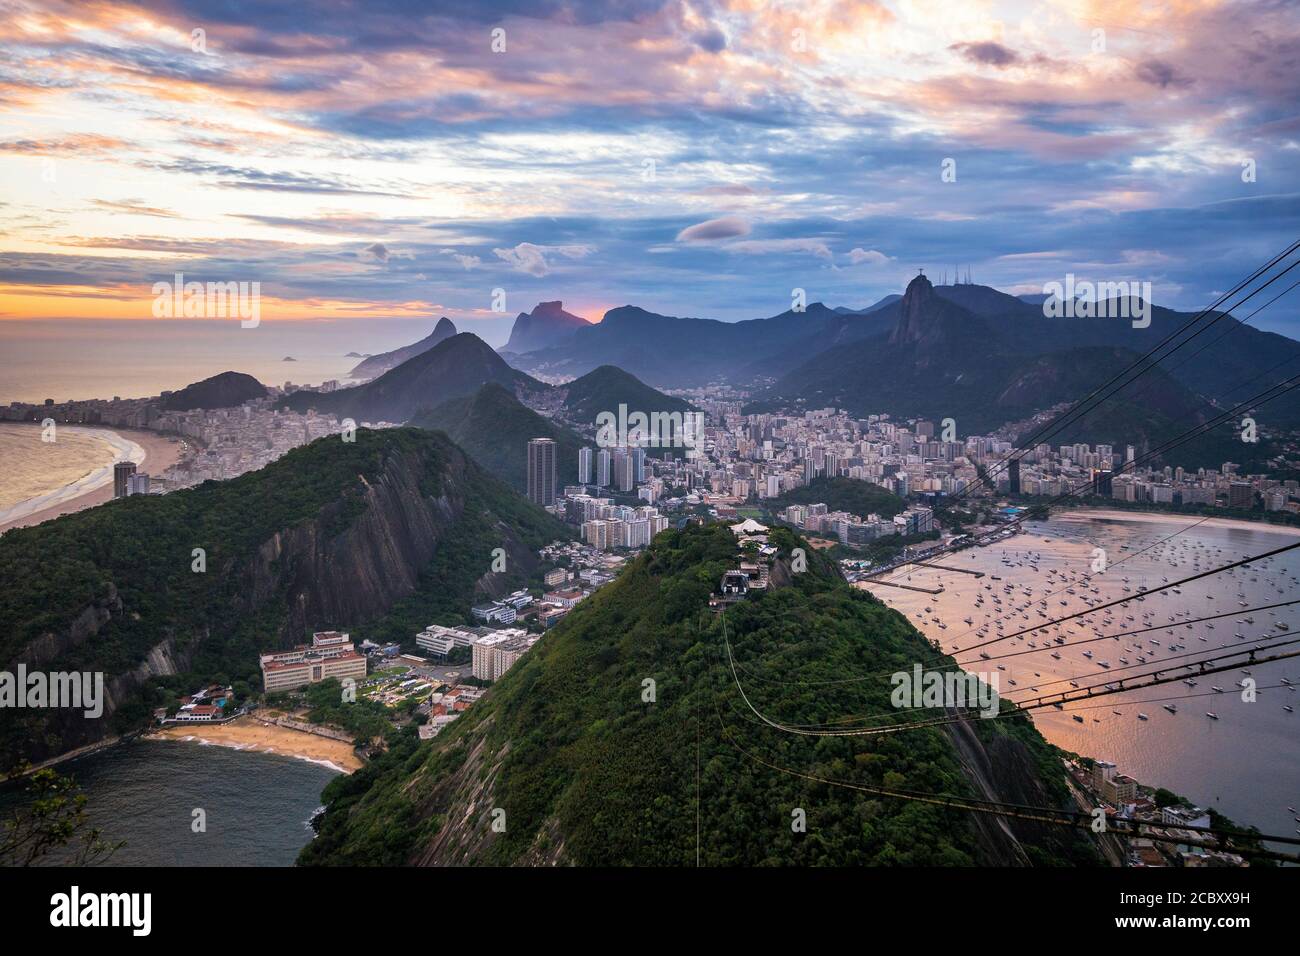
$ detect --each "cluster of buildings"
[570,498,671,550]
[1072,758,1246,867]
[711,519,778,610]
[112,461,151,498]
[1005,443,1297,513]
[152,400,358,487]
[155,683,235,724]
[8,389,379,493]
[545,398,1297,521]
[412,623,542,682]
[259,631,369,692]
[779,501,935,547]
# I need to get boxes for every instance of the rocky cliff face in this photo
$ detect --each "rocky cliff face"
[2,432,558,769]
[242,444,464,641]
[502,301,589,354]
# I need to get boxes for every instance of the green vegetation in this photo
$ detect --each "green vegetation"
[301,523,1096,866]
[0,768,122,866]
[410,383,585,496]
[560,364,694,428]
[304,679,395,745]
[0,427,565,770]
[767,476,906,520]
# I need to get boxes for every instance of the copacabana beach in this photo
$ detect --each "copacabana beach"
[0,423,183,532]
[0,423,121,510]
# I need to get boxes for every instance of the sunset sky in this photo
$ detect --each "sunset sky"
[1,0,1298,339]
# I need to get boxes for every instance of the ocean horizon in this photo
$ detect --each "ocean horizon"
[0,318,509,404]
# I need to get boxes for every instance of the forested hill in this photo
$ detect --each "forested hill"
[768,476,907,519]
[410,383,584,495]
[301,523,1098,866]
[0,428,565,770]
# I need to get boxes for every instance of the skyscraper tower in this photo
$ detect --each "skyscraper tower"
[1008,457,1021,495]
[527,438,556,507]
[578,446,593,485]
[596,448,612,487]
[113,460,137,499]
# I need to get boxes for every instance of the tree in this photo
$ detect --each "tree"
[1,768,122,866]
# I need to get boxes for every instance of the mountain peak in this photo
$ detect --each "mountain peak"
[889,272,940,346]
[350,317,458,379]
[160,370,267,411]
[888,272,989,351]
[503,300,590,354]
[904,271,934,300]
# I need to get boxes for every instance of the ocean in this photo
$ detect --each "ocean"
[0,318,484,404]
[869,510,1300,849]
[1,740,338,867]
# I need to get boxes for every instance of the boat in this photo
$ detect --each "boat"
[1163,704,1178,714]
[1072,715,1084,723]
[1206,712,1219,719]
[1137,713,1149,720]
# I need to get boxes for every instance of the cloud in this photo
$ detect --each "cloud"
[676,216,751,242]
[728,238,833,261]
[359,242,391,263]
[91,199,180,219]
[949,41,1021,68]
[440,249,482,270]
[493,242,594,277]
[847,248,890,265]
[1135,60,1190,89]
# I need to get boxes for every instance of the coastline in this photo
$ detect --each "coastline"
[151,716,363,773]
[0,424,184,533]
[867,508,1300,845]
[1054,506,1300,536]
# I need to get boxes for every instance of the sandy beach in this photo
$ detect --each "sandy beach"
[0,424,184,533]
[153,716,363,773]
[1057,507,1300,536]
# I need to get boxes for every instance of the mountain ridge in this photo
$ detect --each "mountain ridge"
[349,317,458,380]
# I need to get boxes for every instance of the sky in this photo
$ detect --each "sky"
[1,0,1298,345]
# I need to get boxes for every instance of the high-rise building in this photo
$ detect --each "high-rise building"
[596,448,612,487]
[1007,457,1021,495]
[1229,481,1254,510]
[613,447,634,492]
[113,460,137,498]
[126,472,151,496]
[527,438,557,507]
[578,446,593,484]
